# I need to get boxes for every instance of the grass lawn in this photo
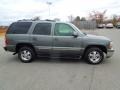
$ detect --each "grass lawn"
[0,28,6,37]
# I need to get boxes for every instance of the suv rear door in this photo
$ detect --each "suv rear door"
[31,22,52,55]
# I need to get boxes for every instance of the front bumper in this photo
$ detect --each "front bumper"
[106,48,114,58]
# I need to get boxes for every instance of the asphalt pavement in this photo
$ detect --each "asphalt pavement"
[0,29,120,90]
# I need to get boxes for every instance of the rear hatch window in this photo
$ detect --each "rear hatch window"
[7,22,32,34]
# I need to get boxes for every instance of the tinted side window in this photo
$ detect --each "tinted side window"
[54,23,74,36]
[33,23,51,35]
[7,22,32,34]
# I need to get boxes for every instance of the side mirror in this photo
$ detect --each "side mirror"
[83,32,87,35]
[72,31,78,38]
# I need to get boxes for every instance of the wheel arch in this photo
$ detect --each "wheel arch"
[83,45,107,57]
[16,43,36,53]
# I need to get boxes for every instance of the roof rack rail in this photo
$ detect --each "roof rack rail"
[45,19,56,22]
[17,19,56,22]
[17,19,32,21]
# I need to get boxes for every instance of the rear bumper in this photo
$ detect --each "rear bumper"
[4,47,7,51]
[106,48,114,58]
[3,45,15,52]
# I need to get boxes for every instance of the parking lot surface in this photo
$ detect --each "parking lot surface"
[0,29,120,90]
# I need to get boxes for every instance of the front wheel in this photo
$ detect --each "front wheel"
[18,47,35,63]
[85,48,104,64]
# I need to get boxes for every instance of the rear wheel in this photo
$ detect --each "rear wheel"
[85,48,104,64]
[18,47,35,63]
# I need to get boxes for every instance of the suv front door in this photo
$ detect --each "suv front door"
[53,23,82,57]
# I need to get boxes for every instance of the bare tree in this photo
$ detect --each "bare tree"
[112,15,118,26]
[73,16,81,29]
[89,10,107,24]
[105,15,120,26]
[68,15,74,23]
[80,17,86,21]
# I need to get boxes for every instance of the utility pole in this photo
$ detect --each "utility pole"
[46,2,52,18]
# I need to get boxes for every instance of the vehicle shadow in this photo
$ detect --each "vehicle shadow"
[36,57,85,64]
[8,55,111,65]
[9,55,87,64]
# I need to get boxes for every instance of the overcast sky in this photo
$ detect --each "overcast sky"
[0,0,120,25]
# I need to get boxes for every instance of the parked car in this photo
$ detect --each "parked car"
[116,22,120,28]
[4,20,114,64]
[97,24,105,28]
[106,23,114,28]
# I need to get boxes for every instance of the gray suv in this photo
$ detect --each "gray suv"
[4,20,114,64]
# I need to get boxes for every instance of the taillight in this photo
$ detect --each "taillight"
[5,34,8,46]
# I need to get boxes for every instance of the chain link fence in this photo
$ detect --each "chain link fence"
[79,21,96,30]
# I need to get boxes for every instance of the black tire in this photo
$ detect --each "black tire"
[18,47,35,63]
[84,47,104,64]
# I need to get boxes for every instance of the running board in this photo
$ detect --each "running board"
[13,52,17,55]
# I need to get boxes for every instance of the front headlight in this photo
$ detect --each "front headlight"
[108,41,113,49]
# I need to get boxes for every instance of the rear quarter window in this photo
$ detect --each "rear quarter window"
[7,22,32,34]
